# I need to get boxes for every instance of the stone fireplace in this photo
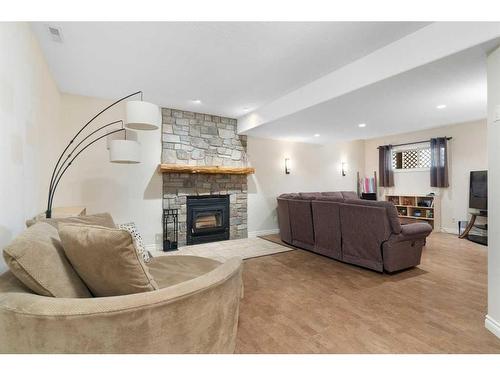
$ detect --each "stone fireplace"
[161,108,248,247]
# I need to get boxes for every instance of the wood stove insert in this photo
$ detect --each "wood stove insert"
[186,195,230,245]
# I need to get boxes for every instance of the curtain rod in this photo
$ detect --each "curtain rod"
[377,137,452,149]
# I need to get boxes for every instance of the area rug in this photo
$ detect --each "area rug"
[151,237,294,262]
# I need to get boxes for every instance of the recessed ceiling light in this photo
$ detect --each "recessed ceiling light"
[47,25,63,43]
[358,123,367,128]
[314,134,320,137]
[243,107,250,112]
[436,104,447,109]
[191,99,202,104]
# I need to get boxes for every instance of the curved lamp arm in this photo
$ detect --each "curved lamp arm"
[50,120,124,199]
[46,91,143,218]
[48,128,126,215]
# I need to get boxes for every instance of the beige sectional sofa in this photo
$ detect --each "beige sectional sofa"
[0,214,243,353]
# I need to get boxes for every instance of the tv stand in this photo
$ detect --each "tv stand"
[459,211,488,246]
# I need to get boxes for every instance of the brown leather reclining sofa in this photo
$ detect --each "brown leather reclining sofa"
[277,191,432,272]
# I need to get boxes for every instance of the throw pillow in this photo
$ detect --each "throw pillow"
[59,224,159,297]
[2,222,92,298]
[117,222,152,263]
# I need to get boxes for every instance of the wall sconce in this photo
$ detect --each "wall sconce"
[495,104,500,123]
[285,158,291,174]
[341,162,347,177]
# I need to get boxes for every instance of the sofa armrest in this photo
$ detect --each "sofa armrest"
[0,258,243,353]
[389,222,432,243]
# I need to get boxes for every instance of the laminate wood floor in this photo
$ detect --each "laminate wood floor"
[234,232,500,353]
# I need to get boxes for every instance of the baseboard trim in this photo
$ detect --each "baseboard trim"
[248,229,279,238]
[485,315,500,339]
[441,227,459,235]
[145,243,161,252]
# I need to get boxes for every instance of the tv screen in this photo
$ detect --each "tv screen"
[469,171,487,210]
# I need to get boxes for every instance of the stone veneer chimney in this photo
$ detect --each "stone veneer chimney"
[161,108,248,246]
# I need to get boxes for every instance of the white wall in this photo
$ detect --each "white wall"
[0,23,61,272]
[364,120,488,233]
[246,136,365,235]
[0,23,493,287]
[45,105,366,243]
[51,93,163,248]
[486,45,500,339]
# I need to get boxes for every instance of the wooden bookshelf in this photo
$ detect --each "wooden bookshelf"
[385,194,440,230]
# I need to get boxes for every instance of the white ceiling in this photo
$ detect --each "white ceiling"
[31,22,429,118]
[246,44,489,143]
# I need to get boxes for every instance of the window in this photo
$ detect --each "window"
[392,146,431,171]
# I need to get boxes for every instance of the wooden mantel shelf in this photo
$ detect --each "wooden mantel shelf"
[159,164,255,175]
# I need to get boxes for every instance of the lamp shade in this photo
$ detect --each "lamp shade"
[125,100,160,130]
[109,139,141,164]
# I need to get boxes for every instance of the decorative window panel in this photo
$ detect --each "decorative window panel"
[392,146,431,170]
[402,150,418,169]
[419,148,431,168]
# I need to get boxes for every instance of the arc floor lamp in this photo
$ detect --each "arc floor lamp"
[45,91,160,218]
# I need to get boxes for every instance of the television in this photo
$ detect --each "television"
[469,171,487,210]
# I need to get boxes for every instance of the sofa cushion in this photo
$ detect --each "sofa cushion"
[59,224,159,297]
[2,222,92,298]
[147,255,221,288]
[344,199,402,234]
[277,197,293,244]
[27,212,116,230]
[298,192,322,200]
[316,195,344,202]
[321,191,343,199]
[278,193,300,199]
[288,199,315,249]
[0,271,32,294]
[339,201,390,271]
[340,191,359,200]
[311,199,342,259]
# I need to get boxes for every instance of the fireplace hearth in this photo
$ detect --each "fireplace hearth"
[186,195,230,245]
